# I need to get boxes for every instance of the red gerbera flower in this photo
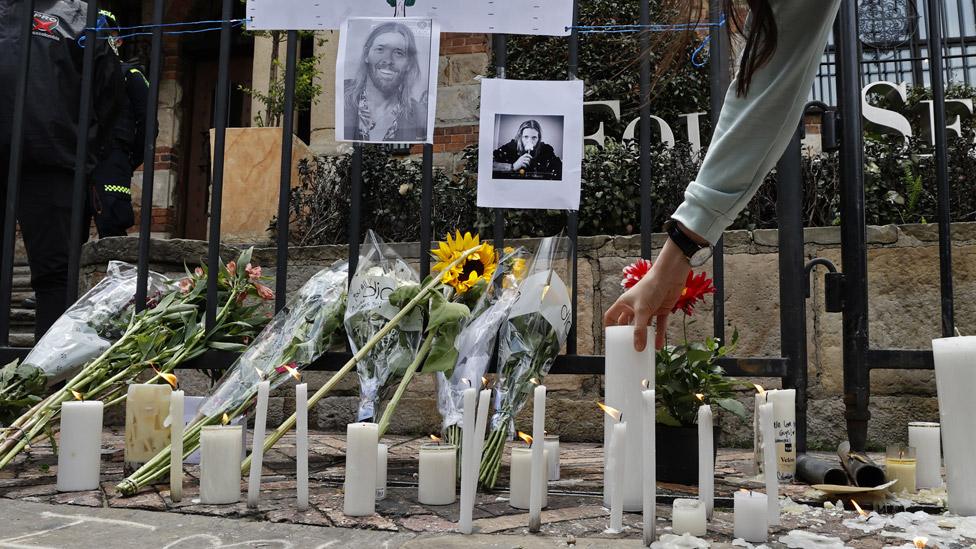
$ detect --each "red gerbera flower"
[621,258,653,289]
[672,270,715,316]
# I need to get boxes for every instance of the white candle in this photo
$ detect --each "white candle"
[608,420,627,532]
[344,422,379,516]
[886,445,917,494]
[296,382,308,510]
[246,380,270,508]
[510,446,548,509]
[908,422,941,489]
[459,387,478,533]
[124,384,172,467]
[671,498,706,536]
[544,435,560,481]
[766,389,796,482]
[698,403,713,518]
[753,392,764,474]
[529,384,546,531]
[57,400,104,492]
[604,326,654,511]
[932,336,976,515]
[759,402,779,525]
[376,443,388,500]
[169,390,184,502]
[419,443,457,505]
[733,490,769,542]
[200,425,243,504]
[473,388,491,457]
[642,389,656,545]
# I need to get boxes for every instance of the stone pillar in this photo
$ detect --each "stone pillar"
[310,31,341,155]
[250,34,275,127]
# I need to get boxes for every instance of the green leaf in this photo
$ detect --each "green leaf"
[656,408,682,427]
[207,341,249,351]
[427,291,471,332]
[389,283,423,308]
[715,398,748,420]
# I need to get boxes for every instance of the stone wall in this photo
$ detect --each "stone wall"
[80,222,976,450]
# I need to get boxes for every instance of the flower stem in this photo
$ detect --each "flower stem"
[377,334,433,438]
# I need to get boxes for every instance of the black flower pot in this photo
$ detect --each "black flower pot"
[656,423,720,485]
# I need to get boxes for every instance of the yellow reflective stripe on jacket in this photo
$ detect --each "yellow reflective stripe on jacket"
[104,184,131,195]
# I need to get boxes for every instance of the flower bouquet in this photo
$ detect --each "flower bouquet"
[118,261,349,495]
[0,261,170,425]
[0,248,273,470]
[345,231,423,422]
[479,235,574,489]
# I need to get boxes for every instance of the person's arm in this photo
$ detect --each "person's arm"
[670,0,842,245]
[91,41,125,159]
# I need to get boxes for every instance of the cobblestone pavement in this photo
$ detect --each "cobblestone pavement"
[1,429,971,548]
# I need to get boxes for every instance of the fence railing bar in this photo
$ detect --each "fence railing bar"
[420,144,432,280]
[709,0,730,344]
[205,0,235,331]
[0,0,35,346]
[135,0,167,313]
[638,0,652,259]
[866,349,935,370]
[66,0,101,304]
[777,125,809,453]
[565,0,580,356]
[926,0,956,338]
[275,30,300,312]
[492,34,507,253]
[957,0,971,85]
[348,145,363,281]
[836,2,872,453]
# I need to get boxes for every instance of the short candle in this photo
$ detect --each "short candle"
[124,384,172,468]
[199,425,243,504]
[510,446,548,510]
[733,490,769,543]
[418,443,457,505]
[57,400,104,492]
[886,445,917,494]
[544,435,560,481]
[908,422,941,489]
[671,498,706,536]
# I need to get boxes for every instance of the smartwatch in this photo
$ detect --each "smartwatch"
[664,219,713,267]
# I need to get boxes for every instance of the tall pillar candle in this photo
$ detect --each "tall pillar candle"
[419,443,457,505]
[124,384,172,468]
[529,384,546,532]
[57,401,104,492]
[344,422,379,516]
[376,443,388,500]
[246,380,270,508]
[933,336,976,515]
[766,389,796,482]
[296,382,309,510]
[733,490,769,543]
[169,390,185,502]
[608,420,627,532]
[759,401,779,525]
[604,326,654,511]
[698,403,714,518]
[753,391,765,474]
[642,389,656,545]
[200,425,243,504]
[459,387,478,533]
[908,422,941,489]
[510,447,548,509]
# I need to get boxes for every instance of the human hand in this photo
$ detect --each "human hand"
[603,240,690,352]
[513,154,532,171]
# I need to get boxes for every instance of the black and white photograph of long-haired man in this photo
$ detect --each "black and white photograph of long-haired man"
[491,115,564,181]
[335,17,439,144]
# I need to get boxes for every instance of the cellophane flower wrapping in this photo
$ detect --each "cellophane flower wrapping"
[344,231,422,421]
[199,261,349,420]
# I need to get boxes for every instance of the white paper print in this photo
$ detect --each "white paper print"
[336,17,440,145]
[477,79,584,211]
[246,0,574,36]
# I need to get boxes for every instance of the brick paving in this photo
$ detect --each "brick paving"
[1,429,971,547]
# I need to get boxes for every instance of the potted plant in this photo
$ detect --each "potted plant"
[620,259,748,484]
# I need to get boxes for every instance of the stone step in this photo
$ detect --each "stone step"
[12,265,30,276]
[11,275,31,290]
[9,308,34,325]
[8,332,34,347]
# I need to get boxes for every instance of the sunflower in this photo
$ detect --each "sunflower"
[431,231,498,294]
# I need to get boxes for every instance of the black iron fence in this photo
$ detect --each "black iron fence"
[0,0,963,452]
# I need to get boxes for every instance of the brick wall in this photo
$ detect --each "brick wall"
[409,124,480,154]
[440,33,489,55]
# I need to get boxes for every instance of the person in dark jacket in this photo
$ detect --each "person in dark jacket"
[89,10,147,238]
[491,119,563,180]
[0,0,124,339]
[342,21,427,142]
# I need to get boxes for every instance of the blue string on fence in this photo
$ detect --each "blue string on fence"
[569,14,726,67]
[77,18,252,47]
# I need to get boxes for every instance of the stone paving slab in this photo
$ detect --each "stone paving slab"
[0,429,967,548]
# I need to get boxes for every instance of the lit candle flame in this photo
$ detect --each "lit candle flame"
[461,378,471,388]
[914,537,927,548]
[481,376,489,388]
[753,384,766,396]
[71,390,84,401]
[530,377,540,386]
[851,499,867,518]
[517,431,533,445]
[641,379,650,390]
[695,393,705,402]
[541,285,551,301]
[222,413,231,425]
[154,367,178,389]
[429,434,441,443]
[255,367,265,380]
[597,402,622,422]
[283,363,302,381]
